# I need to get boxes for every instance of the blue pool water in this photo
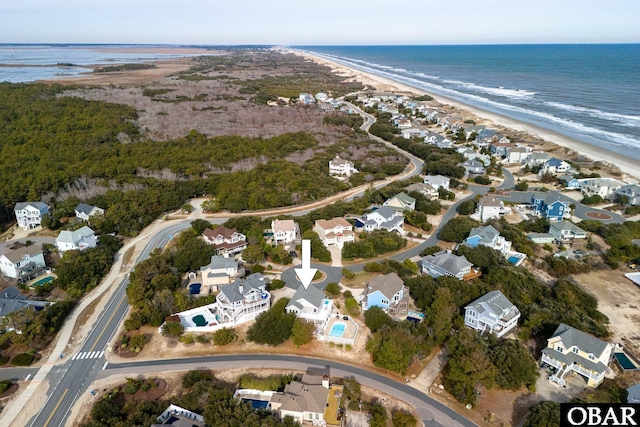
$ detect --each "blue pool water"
[614,353,638,370]
[242,398,269,409]
[32,276,54,287]
[507,256,520,264]
[329,322,346,338]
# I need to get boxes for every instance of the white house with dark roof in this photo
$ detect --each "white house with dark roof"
[464,290,520,338]
[421,251,478,281]
[505,146,531,164]
[56,226,97,253]
[615,183,640,206]
[199,255,242,293]
[539,158,571,176]
[328,156,358,178]
[423,175,450,190]
[459,159,486,176]
[74,203,104,222]
[271,219,300,249]
[549,221,587,242]
[404,182,438,199]
[525,152,551,168]
[202,226,247,256]
[0,285,50,321]
[541,323,614,387]
[383,192,416,211]
[14,202,50,230]
[286,285,333,327]
[472,196,511,222]
[360,207,404,234]
[314,217,354,247]
[464,225,527,266]
[579,178,625,200]
[361,272,406,313]
[0,243,47,282]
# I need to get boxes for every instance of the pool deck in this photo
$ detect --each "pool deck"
[322,315,358,344]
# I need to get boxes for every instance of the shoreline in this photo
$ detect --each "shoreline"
[292,50,640,181]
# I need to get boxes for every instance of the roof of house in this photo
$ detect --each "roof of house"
[528,152,550,160]
[203,226,240,241]
[479,196,502,207]
[315,217,351,230]
[329,156,352,166]
[628,383,640,404]
[549,323,610,357]
[388,192,415,206]
[527,232,555,240]
[0,286,49,318]
[1,244,43,263]
[543,193,569,205]
[467,225,500,244]
[366,272,404,300]
[550,221,586,234]
[422,251,472,276]
[200,255,237,271]
[423,175,450,185]
[288,285,326,311]
[14,202,48,211]
[558,174,576,183]
[75,203,100,215]
[271,374,328,415]
[541,346,609,375]
[370,206,399,221]
[56,226,95,244]
[272,219,298,233]
[404,183,436,193]
[465,290,517,319]
[218,273,268,303]
[546,158,566,167]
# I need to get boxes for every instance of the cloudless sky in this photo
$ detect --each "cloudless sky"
[1,0,639,45]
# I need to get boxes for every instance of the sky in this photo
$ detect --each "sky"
[1,0,639,45]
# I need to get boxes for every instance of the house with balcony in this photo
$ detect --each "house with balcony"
[539,158,571,176]
[361,272,407,315]
[314,217,355,247]
[199,255,243,293]
[271,219,300,249]
[615,184,640,206]
[471,196,511,222]
[579,178,625,200]
[74,203,105,222]
[215,274,271,326]
[549,221,587,242]
[531,194,571,221]
[383,192,416,211]
[0,242,47,283]
[359,207,404,234]
[404,182,438,199]
[14,202,50,230]
[541,323,614,388]
[423,175,450,190]
[505,146,531,164]
[463,125,485,140]
[490,142,515,158]
[459,159,486,176]
[559,174,581,190]
[56,226,97,253]
[421,251,480,281]
[463,225,527,265]
[286,285,333,328]
[299,93,315,104]
[0,285,50,321]
[525,152,551,168]
[203,226,247,256]
[464,290,520,338]
[329,156,358,178]
[400,128,423,139]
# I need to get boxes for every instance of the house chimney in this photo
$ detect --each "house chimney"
[322,374,329,389]
[238,283,244,294]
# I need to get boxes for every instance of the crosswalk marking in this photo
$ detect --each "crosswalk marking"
[71,351,105,361]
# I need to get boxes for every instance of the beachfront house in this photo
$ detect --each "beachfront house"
[14,202,50,230]
[525,152,551,168]
[472,196,511,222]
[199,255,242,293]
[0,285,50,321]
[541,323,614,388]
[328,156,358,178]
[0,242,47,282]
[271,219,300,249]
[360,207,404,234]
[459,159,486,176]
[74,203,105,222]
[579,178,625,200]
[464,125,485,140]
[421,250,479,281]
[531,194,571,221]
[539,158,571,176]
[423,175,450,190]
[505,146,531,164]
[464,290,520,338]
[56,226,97,253]
[559,174,581,190]
[404,182,438,199]
[549,221,587,242]
[203,226,247,256]
[361,272,407,313]
[396,118,412,129]
[314,217,355,247]
[615,184,640,206]
[383,193,416,211]
[285,285,333,328]
[490,142,515,158]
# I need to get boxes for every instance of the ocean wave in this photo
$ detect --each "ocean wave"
[414,72,439,79]
[546,101,640,127]
[443,79,536,99]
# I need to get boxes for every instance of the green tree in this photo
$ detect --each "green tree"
[242,244,266,263]
[213,328,237,345]
[291,319,315,347]
[515,181,529,191]
[457,200,476,215]
[522,401,560,427]
[191,219,211,235]
[324,282,341,296]
[162,321,185,337]
[438,217,480,242]
[392,410,417,427]
[489,340,539,390]
[425,288,456,345]
[247,298,296,346]
[364,306,393,332]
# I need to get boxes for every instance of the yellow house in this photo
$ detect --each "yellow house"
[541,323,614,388]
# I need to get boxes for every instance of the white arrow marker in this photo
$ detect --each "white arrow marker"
[294,239,317,290]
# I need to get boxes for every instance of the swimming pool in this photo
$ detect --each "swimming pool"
[32,276,54,287]
[241,398,269,409]
[329,322,346,338]
[507,256,521,264]
[614,352,638,370]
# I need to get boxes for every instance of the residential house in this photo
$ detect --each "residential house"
[270,373,342,425]
[539,158,571,176]
[549,221,587,242]
[202,226,247,256]
[505,146,531,164]
[0,286,50,321]
[464,225,512,256]
[459,159,486,176]
[360,207,404,234]
[317,102,335,113]
[525,152,551,168]
[441,116,463,131]
[328,156,358,178]
[541,323,614,387]
[464,290,520,338]
[56,226,97,253]
[271,219,300,249]
[472,196,511,222]
[314,217,355,247]
[464,125,485,140]
[285,285,333,328]
[527,233,556,244]
[383,192,416,211]
[74,203,105,222]
[615,183,640,206]
[580,178,625,200]
[400,128,423,139]
[421,251,479,281]
[0,243,47,282]
[423,130,445,145]
[423,175,450,190]
[14,202,50,230]
[435,137,453,149]
[404,182,438,199]
[361,272,406,313]
[299,93,315,104]
[531,194,571,221]
[199,255,242,293]
[396,118,412,129]
[475,128,497,142]
[490,142,515,158]
[215,274,271,326]
[153,404,204,427]
[558,174,581,190]
[460,148,491,166]
[315,92,329,102]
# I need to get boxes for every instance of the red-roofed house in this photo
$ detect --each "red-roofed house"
[314,218,355,248]
[203,226,247,256]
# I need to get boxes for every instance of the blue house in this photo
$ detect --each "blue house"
[361,273,406,313]
[531,194,570,221]
[558,174,581,190]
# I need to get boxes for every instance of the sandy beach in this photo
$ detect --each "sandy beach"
[293,50,640,181]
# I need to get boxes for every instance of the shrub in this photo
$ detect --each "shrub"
[162,321,185,337]
[247,298,296,346]
[457,200,476,215]
[474,176,491,185]
[0,355,9,366]
[342,268,355,279]
[325,282,341,296]
[0,380,12,394]
[129,334,147,351]
[345,297,360,316]
[179,334,195,344]
[213,328,237,345]
[268,279,285,291]
[291,319,315,347]
[237,373,295,392]
[195,334,211,344]
[11,353,34,366]
[182,369,214,388]
[343,290,353,299]
[392,409,417,427]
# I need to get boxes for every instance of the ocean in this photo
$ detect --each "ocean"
[298,45,640,161]
[0,44,196,83]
